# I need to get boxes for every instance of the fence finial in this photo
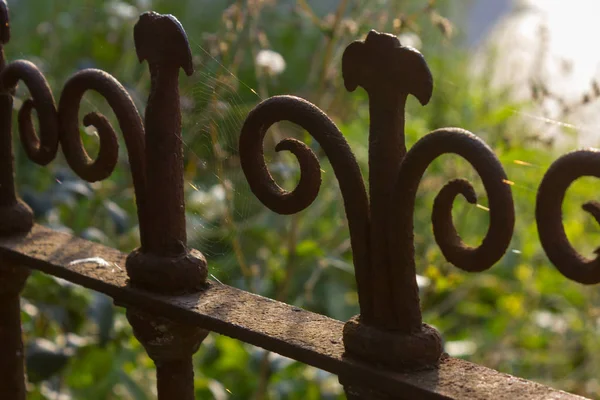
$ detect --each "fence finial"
[126,11,208,400]
[342,30,433,105]
[126,11,207,294]
[134,12,194,77]
[341,29,434,330]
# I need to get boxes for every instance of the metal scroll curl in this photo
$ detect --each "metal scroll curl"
[392,128,515,273]
[58,69,146,186]
[58,69,149,248]
[239,95,372,309]
[536,149,600,284]
[0,60,59,165]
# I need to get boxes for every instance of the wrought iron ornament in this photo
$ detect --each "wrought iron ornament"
[240,30,515,370]
[1,2,594,398]
[0,1,43,398]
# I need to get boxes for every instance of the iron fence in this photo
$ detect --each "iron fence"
[0,3,594,399]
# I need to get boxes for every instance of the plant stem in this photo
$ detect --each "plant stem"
[317,0,348,99]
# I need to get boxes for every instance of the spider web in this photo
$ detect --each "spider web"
[177,40,308,283]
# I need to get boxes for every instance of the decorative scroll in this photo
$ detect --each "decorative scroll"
[383,128,514,330]
[372,129,515,331]
[58,69,146,190]
[536,149,600,284]
[239,95,372,314]
[57,69,151,249]
[398,128,515,273]
[0,60,58,165]
[0,53,146,227]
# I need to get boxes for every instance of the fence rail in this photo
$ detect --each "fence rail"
[0,226,584,400]
[0,2,596,399]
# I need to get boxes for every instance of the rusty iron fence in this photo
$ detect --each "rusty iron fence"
[0,3,595,399]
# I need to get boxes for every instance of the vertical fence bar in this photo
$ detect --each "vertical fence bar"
[0,262,30,400]
[0,2,33,237]
[0,2,34,397]
[125,11,207,294]
[338,31,514,397]
[126,310,208,400]
[124,12,209,400]
[342,30,433,331]
[340,31,443,379]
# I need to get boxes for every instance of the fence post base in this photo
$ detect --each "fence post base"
[126,309,209,400]
[343,315,443,371]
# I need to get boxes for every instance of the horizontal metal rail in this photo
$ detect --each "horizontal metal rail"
[0,225,586,400]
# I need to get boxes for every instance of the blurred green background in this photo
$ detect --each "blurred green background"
[7,0,600,398]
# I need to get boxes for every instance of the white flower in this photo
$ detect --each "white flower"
[533,310,567,333]
[445,340,477,357]
[136,0,152,9]
[256,49,286,76]
[398,31,422,50]
[106,1,139,20]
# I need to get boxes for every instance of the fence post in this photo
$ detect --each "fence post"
[0,2,32,398]
[340,31,443,380]
[338,31,514,396]
[123,12,209,400]
[0,261,29,400]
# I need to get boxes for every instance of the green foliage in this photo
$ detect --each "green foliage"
[10,0,600,398]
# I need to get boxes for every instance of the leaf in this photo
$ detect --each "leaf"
[87,293,115,347]
[80,227,110,244]
[119,370,150,400]
[22,189,54,218]
[104,200,129,234]
[58,180,93,198]
[26,338,74,383]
